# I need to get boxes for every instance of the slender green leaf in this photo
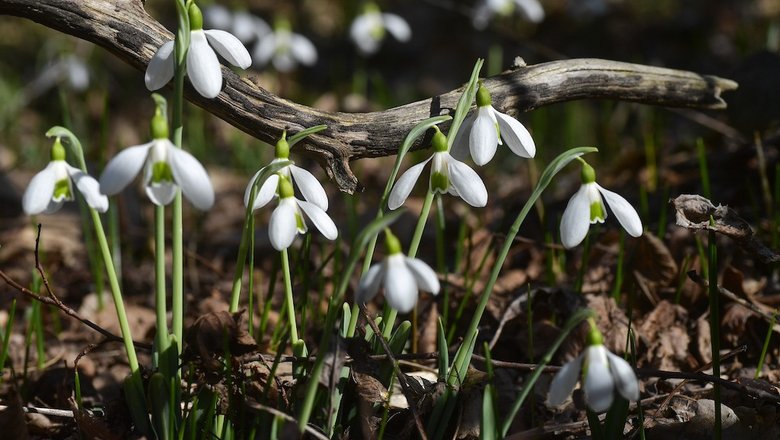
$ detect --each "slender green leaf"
[288,125,328,147]
[437,317,449,381]
[481,384,496,440]
[447,58,484,149]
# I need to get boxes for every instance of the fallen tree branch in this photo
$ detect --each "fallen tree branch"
[0,0,738,192]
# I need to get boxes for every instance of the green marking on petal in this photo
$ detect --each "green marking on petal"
[589,201,605,223]
[53,178,71,200]
[295,211,305,231]
[431,171,448,192]
[151,161,174,183]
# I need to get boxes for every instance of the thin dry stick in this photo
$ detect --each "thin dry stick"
[688,270,779,325]
[0,229,153,352]
[359,304,428,440]
[0,0,738,192]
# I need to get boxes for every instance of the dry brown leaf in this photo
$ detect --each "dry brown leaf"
[640,301,695,370]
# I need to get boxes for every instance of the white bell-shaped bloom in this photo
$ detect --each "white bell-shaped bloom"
[253,20,317,72]
[560,162,642,249]
[388,129,487,210]
[23,139,107,215]
[99,138,214,211]
[245,158,328,212]
[356,231,440,313]
[203,5,271,45]
[350,3,411,55]
[473,0,545,30]
[244,135,328,212]
[452,83,535,165]
[548,339,639,413]
[145,3,251,99]
[268,177,337,251]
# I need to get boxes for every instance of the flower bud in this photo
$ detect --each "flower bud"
[50,137,66,161]
[275,132,290,159]
[580,161,596,184]
[150,113,169,140]
[278,175,294,198]
[384,229,402,255]
[432,127,448,153]
[188,3,203,31]
[476,83,492,108]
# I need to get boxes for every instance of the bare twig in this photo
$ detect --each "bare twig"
[359,305,428,440]
[688,270,779,325]
[0,0,737,192]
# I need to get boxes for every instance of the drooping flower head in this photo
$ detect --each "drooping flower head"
[244,131,328,212]
[203,5,271,45]
[356,229,440,313]
[99,96,214,210]
[253,18,317,72]
[452,82,536,165]
[548,318,639,412]
[145,2,252,99]
[267,175,337,251]
[350,2,412,55]
[559,160,642,248]
[22,137,108,215]
[388,126,488,209]
[473,0,545,30]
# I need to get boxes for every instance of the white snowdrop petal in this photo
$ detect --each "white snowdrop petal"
[253,35,277,67]
[232,12,270,43]
[290,165,328,210]
[297,200,338,240]
[404,258,440,294]
[560,185,592,249]
[187,31,223,98]
[388,157,431,210]
[204,29,252,69]
[515,0,545,23]
[145,41,175,91]
[382,13,412,42]
[254,173,280,211]
[384,255,418,313]
[356,263,385,304]
[607,352,639,402]
[66,165,108,212]
[269,199,298,250]
[597,184,643,237]
[289,35,317,65]
[494,111,536,158]
[447,157,488,207]
[22,162,58,215]
[99,143,152,195]
[146,181,177,206]
[276,54,297,72]
[167,147,214,210]
[202,5,232,30]
[350,15,377,54]
[583,346,615,413]
[548,354,584,406]
[470,107,499,165]
[450,115,474,162]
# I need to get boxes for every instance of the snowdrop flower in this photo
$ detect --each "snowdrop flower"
[473,0,545,30]
[253,18,317,72]
[99,108,214,210]
[559,161,642,248]
[350,3,411,55]
[452,82,535,165]
[145,2,252,99]
[244,132,328,212]
[388,127,488,209]
[356,230,440,313]
[267,176,337,251]
[548,320,639,412]
[23,138,108,215]
[203,5,271,45]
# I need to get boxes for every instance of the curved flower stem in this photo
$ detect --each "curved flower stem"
[154,205,169,358]
[280,248,299,344]
[90,209,140,373]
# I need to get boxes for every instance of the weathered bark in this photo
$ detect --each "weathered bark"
[0,0,738,192]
